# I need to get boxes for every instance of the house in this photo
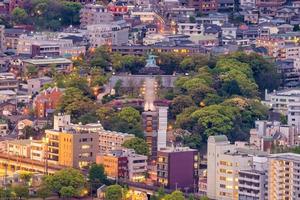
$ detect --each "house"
[33,87,63,119]
[17,119,34,135]
[0,101,16,115]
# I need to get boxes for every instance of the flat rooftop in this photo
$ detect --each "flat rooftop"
[23,58,72,65]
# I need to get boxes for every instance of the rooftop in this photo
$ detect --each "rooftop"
[159,146,197,153]
[269,153,300,162]
[23,58,72,65]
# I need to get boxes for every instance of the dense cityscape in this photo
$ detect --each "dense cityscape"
[0,0,299,199]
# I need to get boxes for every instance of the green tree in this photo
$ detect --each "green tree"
[88,164,108,193]
[62,2,82,25]
[11,7,28,24]
[43,168,86,197]
[122,137,149,156]
[114,80,123,96]
[0,188,14,199]
[156,52,184,74]
[57,87,95,119]
[164,191,185,200]
[189,16,196,23]
[19,172,33,186]
[60,186,76,199]
[105,185,122,200]
[13,185,29,199]
[26,65,39,78]
[170,95,195,117]
[117,107,141,125]
[228,52,279,95]
[37,186,51,200]
[21,126,39,139]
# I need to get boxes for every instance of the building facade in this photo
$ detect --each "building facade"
[157,147,199,192]
[45,128,98,169]
[268,153,300,200]
[33,87,63,118]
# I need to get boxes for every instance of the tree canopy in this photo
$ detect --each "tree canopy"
[11,0,82,30]
[105,185,123,200]
[43,168,86,198]
[122,137,150,156]
[168,52,277,149]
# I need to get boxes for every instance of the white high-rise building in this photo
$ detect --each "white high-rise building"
[207,135,265,200]
[157,106,167,151]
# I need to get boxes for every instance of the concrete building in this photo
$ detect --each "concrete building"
[5,139,46,162]
[87,20,129,48]
[80,4,114,28]
[96,150,128,180]
[288,102,300,128]
[264,89,300,114]
[0,120,8,136]
[0,73,18,91]
[4,28,27,51]
[157,147,199,192]
[207,135,267,200]
[45,127,98,169]
[22,58,73,76]
[157,107,167,151]
[126,148,148,182]
[142,110,158,158]
[98,130,134,153]
[17,34,85,57]
[27,77,53,96]
[52,113,134,154]
[96,148,147,182]
[249,120,299,151]
[268,153,300,200]
[238,156,268,200]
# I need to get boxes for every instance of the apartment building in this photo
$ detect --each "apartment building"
[87,20,129,48]
[157,147,199,192]
[80,4,114,28]
[238,156,268,200]
[288,102,300,128]
[97,148,147,182]
[127,149,148,182]
[17,34,85,57]
[0,73,18,91]
[268,153,300,200]
[45,128,98,169]
[96,150,128,179]
[4,28,27,50]
[98,130,134,153]
[207,135,268,200]
[264,89,300,114]
[6,139,46,162]
[53,113,134,153]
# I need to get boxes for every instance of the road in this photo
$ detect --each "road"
[144,77,156,111]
